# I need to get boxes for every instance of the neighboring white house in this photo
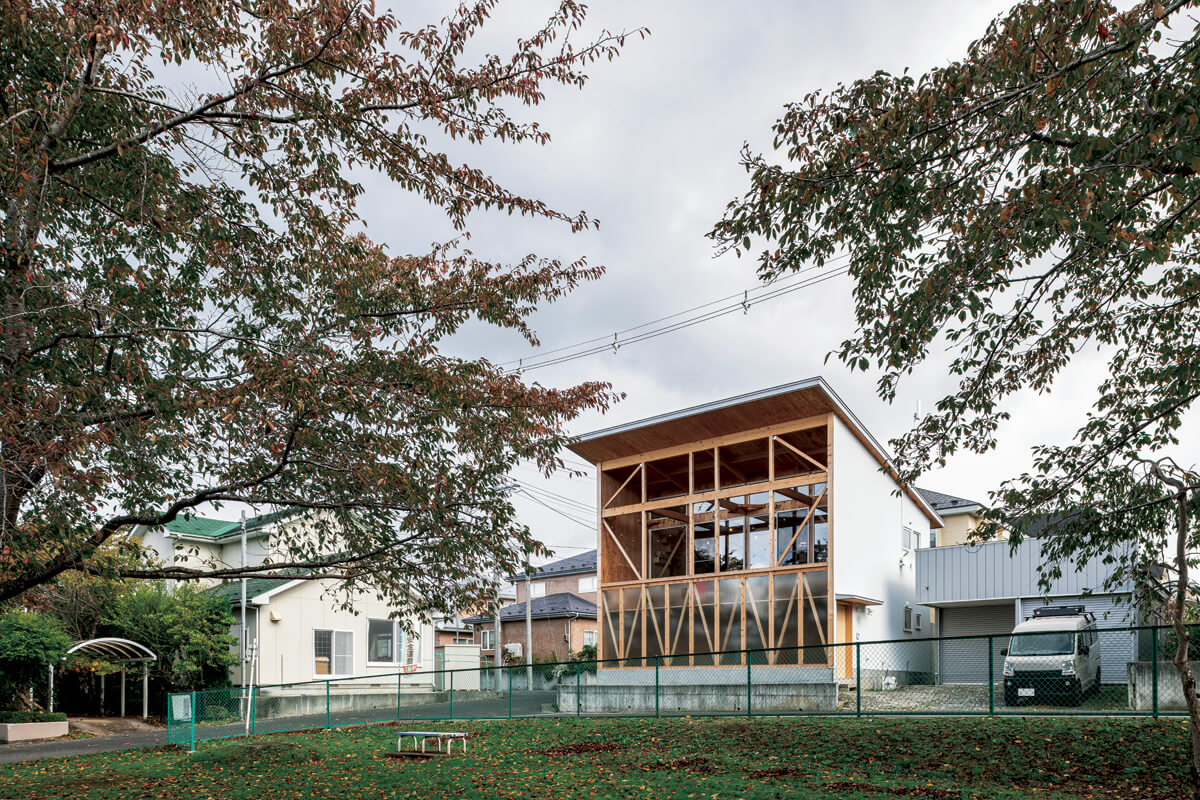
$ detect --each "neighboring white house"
[134,511,436,687]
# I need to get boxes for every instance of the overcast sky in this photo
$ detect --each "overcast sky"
[351,1,1199,565]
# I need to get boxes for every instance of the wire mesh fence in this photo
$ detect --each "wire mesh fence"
[167,624,1194,749]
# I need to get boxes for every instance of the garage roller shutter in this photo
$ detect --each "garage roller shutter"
[939,605,1015,685]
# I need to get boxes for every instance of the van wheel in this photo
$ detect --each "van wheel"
[1092,668,1101,695]
[1067,679,1082,707]
[1004,687,1018,707]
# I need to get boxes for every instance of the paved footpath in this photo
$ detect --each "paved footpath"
[0,730,168,765]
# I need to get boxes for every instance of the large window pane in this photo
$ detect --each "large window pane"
[745,576,770,655]
[648,507,688,578]
[601,589,620,659]
[774,506,809,566]
[367,619,395,663]
[645,585,667,659]
[665,583,690,664]
[748,510,771,568]
[801,570,829,665]
[718,515,745,572]
[693,519,716,574]
[692,581,717,664]
[772,573,800,664]
[718,578,743,665]
[621,587,643,665]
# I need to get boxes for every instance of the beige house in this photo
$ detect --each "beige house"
[917,488,1006,548]
[135,511,435,687]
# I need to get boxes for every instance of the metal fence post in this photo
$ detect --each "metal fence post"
[855,642,861,718]
[325,680,331,728]
[397,672,402,720]
[655,655,661,718]
[449,670,454,720]
[739,652,748,714]
[987,635,995,715]
[576,661,582,717]
[1152,626,1159,719]
[508,666,513,719]
[189,691,196,752]
[249,687,256,735]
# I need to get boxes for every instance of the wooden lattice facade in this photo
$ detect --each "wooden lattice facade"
[591,414,836,667]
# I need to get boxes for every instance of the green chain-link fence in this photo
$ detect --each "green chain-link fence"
[167,624,1194,749]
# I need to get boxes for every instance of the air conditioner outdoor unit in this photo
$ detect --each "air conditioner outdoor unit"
[504,643,522,658]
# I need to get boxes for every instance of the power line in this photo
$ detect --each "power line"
[514,479,595,514]
[505,259,851,374]
[517,488,595,530]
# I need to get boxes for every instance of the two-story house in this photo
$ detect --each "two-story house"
[567,377,944,684]
[134,510,436,687]
[465,550,599,663]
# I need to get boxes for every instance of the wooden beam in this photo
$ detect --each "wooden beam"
[774,434,827,472]
[602,519,642,580]
[603,463,643,509]
[645,589,666,653]
[603,599,620,658]
[747,586,768,651]
[648,506,688,523]
[774,487,815,505]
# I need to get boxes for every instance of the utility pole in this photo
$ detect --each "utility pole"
[525,572,534,688]
[494,583,503,691]
[240,511,248,690]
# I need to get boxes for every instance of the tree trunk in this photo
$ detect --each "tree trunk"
[1165,475,1200,798]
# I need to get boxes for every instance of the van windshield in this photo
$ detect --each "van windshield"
[1009,632,1075,656]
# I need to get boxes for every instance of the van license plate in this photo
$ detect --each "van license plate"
[1018,688,1035,698]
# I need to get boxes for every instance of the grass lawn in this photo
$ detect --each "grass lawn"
[0,716,1188,800]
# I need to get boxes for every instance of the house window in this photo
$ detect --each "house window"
[915,613,922,631]
[578,576,597,593]
[903,606,913,634]
[368,619,396,664]
[901,527,919,552]
[530,582,546,598]
[314,629,353,676]
[928,527,938,548]
[583,630,597,647]
[481,629,495,651]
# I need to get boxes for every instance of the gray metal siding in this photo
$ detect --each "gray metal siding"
[1019,595,1137,684]
[916,539,1133,605]
[939,605,1014,685]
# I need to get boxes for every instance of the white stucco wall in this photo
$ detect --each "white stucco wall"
[831,417,934,648]
[236,580,436,687]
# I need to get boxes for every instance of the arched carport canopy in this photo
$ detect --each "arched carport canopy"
[65,638,157,663]
[53,638,158,718]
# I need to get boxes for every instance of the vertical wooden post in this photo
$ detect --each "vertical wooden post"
[825,414,835,667]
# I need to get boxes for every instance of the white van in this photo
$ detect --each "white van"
[1001,606,1101,706]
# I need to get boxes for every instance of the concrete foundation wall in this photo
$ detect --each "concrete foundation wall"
[558,681,837,714]
[253,686,446,719]
[1127,661,1200,711]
